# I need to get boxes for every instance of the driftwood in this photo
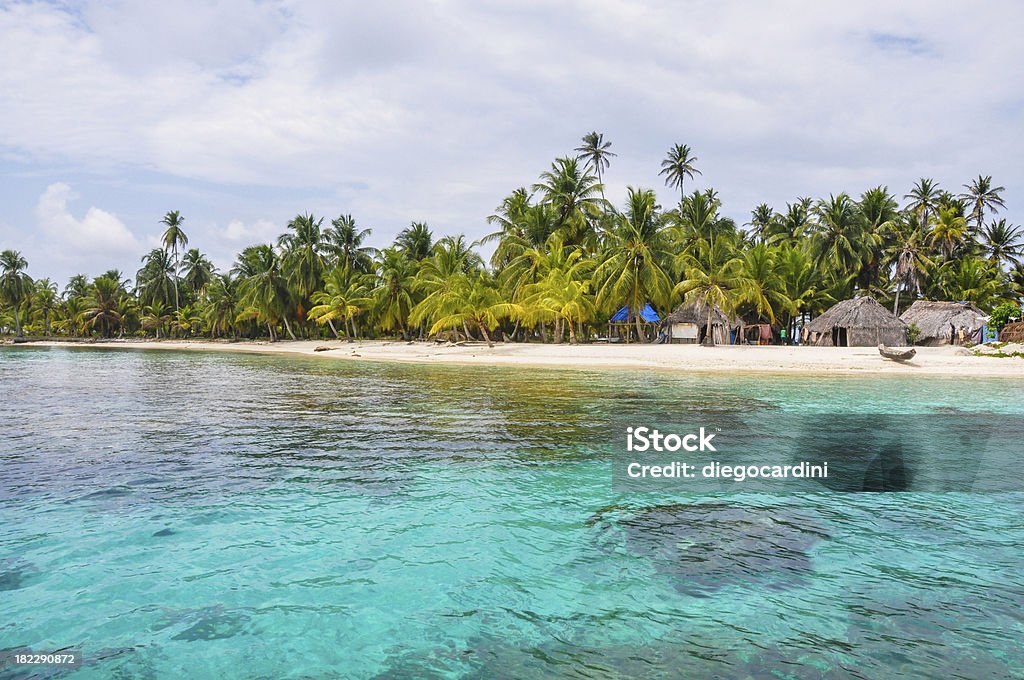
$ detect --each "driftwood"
[878,344,916,362]
[313,346,335,352]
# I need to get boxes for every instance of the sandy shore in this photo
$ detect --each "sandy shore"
[16,338,1024,377]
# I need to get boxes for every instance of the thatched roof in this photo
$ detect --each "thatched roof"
[1000,321,1024,343]
[806,296,906,333]
[663,300,733,327]
[899,301,987,340]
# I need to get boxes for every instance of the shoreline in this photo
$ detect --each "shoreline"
[10,338,1024,378]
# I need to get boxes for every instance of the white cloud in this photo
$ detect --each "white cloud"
[223,218,279,243]
[0,0,1021,273]
[35,183,139,254]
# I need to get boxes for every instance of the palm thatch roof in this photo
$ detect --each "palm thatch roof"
[999,321,1024,343]
[806,296,906,334]
[663,299,733,327]
[899,301,987,344]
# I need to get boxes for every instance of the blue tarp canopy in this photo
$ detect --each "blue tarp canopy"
[610,303,660,323]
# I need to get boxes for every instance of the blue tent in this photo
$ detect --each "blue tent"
[610,303,660,323]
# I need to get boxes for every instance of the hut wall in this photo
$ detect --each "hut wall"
[670,322,699,343]
[847,326,908,347]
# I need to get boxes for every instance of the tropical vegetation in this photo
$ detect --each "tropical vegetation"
[2,137,1021,343]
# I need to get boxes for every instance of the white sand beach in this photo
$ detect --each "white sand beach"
[22,339,1024,377]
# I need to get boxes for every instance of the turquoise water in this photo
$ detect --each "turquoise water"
[1,347,1023,679]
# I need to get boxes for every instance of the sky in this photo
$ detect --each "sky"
[1,0,1022,283]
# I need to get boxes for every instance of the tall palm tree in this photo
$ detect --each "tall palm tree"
[373,248,417,337]
[160,211,187,312]
[929,207,968,258]
[575,132,616,201]
[82,276,123,338]
[137,248,177,307]
[326,214,378,273]
[746,204,775,243]
[810,194,868,281]
[594,187,674,342]
[532,157,605,250]
[203,274,241,338]
[980,219,1024,268]
[884,219,933,315]
[395,222,434,261]
[141,302,172,339]
[64,274,90,301]
[32,278,59,336]
[659,144,701,204]
[279,213,327,310]
[961,175,1006,233]
[0,250,32,337]
[674,235,746,345]
[181,248,215,297]
[237,244,295,341]
[904,178,941,229]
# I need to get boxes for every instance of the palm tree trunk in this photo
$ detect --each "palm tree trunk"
[327,318,340,339]
[12,307,23,337]
[480,323,493,348]
[705,302,714,346]
[462,320,473,341]
[892,286,901,316]
[282,316,297,340]
[554,317,563,344]
[568,318,578,344]
[266,322,275,342]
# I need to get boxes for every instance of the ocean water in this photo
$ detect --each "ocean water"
[1,346,1022,679]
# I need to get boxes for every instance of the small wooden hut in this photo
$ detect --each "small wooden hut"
[662,300,733,344]
[805,296,908,347]
[899,301,988,346]
[998,321,1024,343]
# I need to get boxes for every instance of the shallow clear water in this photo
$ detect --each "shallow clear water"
[1,347,1023,679]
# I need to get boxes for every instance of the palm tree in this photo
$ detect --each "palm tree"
[203,274,241,338]
[938,257,1003,308]
[373,248,417,337]
[395,222,434,261]
[137,248,177,307]
[64,274,91,301]
[32,278,59,336]
[160,211,187,312]
[884,219,933,315]
[575,132,616,201]
[961,175,1006,233]
[674,236,746,345]
[659,144,701,204]
[326,214,377,273]
[308,266,373,340]
[181,248,215,297]
[236,244,296,341]
[532,157,605,250]
[929,206,968,258]
[980,219,1024,268]
[410,271,519,347]
[279,213,327,309]
[746,204,775,243]
[141,302,172,339]
[82,276,123,338]
[594,188,674,342]
[737,244,792,325]
[0,250,32,337]
[904,178,941,229]
[810,194,868,281]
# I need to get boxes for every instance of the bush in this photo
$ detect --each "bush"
[988,302,1021,331]
[907,322,921,345]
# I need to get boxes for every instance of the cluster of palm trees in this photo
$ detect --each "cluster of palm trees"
[2,134,1021,344]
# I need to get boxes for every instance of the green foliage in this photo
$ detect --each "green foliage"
[988,302,1021,331]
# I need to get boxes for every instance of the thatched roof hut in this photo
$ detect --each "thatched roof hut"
[663,300,734,344]
[999,321,1024,343]
[899,301,988,346]
[805,296,907,347]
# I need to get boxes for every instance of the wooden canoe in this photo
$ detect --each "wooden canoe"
[878,344,916,362]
